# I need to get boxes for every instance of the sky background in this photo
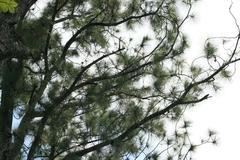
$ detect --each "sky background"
[183,0,240,159]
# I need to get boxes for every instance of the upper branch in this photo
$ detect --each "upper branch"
[60,8,162,60]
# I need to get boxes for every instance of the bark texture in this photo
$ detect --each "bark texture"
[0,3,28,158]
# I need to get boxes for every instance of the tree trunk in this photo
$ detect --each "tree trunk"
[0,1,39,158]
[0,62,15,160]
[0,13,23,160]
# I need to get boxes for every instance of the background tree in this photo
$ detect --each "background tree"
[0,0,240,160]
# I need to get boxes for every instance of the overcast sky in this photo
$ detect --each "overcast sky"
[183,0,240,159]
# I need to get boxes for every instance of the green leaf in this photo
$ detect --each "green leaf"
[190,66,202,78]
[220,69,231,79]
[0,0,17,13]
[204,42,217,58]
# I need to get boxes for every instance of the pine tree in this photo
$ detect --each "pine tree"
[0,0,239,160]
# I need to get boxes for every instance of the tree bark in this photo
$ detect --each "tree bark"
[0,60,23,160]
[0,12,24,160]
[0,62,15,160]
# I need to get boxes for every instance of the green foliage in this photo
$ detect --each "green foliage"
[153,65,168,91]
[0,0,17,13]
[220,69,231,79]
[190,66,202,78]
[18,18,49,49]
[204,42,217,58]
[0,0,232,159]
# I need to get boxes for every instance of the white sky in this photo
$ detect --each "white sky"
[183,0,240,159]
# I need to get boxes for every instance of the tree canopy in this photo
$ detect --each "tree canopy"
[0,0,17,13]
[0,0,240,160]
